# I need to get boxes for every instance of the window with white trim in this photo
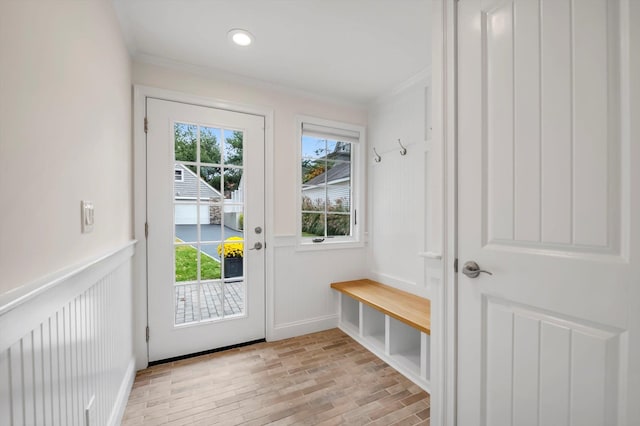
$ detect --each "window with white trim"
[174,168,184,182]
[298,117,363,247]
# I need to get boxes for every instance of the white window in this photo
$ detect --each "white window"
[297,116,364,249]
[174,168,184,182]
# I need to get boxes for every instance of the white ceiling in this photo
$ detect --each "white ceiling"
[114,0,431,104]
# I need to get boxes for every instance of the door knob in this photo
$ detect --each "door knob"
[462,261,492,278]
[249,242,263,250]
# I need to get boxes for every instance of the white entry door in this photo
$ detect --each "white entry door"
[146,98,265,362]
[457,1,639,425]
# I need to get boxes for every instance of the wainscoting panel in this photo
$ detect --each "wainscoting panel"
[367,73,434,298]
[269,236,367,341]
[0,243,135,426]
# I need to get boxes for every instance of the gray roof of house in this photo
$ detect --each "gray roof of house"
[305,162,351,186]
[174,164,221,200]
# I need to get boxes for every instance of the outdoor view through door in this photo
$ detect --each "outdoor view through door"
[147,98,265,362]
[173,124,246,325]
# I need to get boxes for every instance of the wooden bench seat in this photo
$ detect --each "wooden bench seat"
[331,279,431,335]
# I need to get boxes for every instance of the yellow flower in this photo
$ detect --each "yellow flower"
[217,236,244,258]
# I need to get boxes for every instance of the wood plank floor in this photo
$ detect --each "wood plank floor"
[122,329,430,425]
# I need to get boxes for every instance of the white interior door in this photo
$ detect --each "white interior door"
[457,0,640,425]
[146,98,265,362]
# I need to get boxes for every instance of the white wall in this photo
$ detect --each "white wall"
[367,73,440,298]
[132,61,369,356]
[0,2,135,424]
[0,0,133,296]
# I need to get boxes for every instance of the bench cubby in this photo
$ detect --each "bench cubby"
[388,316,422,376]
[331,279,431,392]
[362,303,386,352]
[340,293,360,334]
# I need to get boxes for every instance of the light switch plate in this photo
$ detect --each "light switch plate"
[81,201,94,233]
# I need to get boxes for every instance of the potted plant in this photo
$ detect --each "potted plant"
[217,236,244,278]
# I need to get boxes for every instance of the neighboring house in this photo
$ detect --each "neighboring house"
[174,163,222,225]
[302,162,351,209]
[224,176,244,230]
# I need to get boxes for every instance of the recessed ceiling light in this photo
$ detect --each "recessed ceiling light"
[227,29,254,47]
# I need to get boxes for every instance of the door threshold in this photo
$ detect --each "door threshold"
[148,338,266,367]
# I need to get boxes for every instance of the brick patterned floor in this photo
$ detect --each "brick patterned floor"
[123,329,430,425]
[175,281,245,325]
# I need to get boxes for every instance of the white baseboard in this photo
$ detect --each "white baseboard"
[108,357,136,426]
[270,314,339,341]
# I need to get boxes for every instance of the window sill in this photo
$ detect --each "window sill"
[295,239,364,252]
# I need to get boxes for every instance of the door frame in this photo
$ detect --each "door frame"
[432,1,458,425]
[132,85,275,369]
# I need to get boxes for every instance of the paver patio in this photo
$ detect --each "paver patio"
[174,280,244,324]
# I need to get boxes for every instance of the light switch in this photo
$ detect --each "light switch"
[81,201,94,233]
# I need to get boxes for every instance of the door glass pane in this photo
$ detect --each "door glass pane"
[174,164,197,198]
[200,281,223,321]
[199,244,221,280]
[223,167,243,194]
[200,204,222,244]
[174,123,198,162]
[199,126,221,165]
[200,166,222,197]
[223,280,245,317]
[224,129,243,166]
[175,244,198,283]
[174,204,198,243]
[175,283,200,325]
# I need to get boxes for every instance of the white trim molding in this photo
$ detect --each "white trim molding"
[295,114,366,251]
[134,53,367,109]
[428,1,457,425]
[374,66,433,106]
[108,358,136,426]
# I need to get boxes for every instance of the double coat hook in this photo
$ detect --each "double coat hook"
[372,139,408,163]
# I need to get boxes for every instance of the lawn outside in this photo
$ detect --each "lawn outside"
[175,241,221,281]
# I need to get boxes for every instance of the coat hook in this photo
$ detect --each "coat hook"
[373,147,382,163]
[398,139,407,156]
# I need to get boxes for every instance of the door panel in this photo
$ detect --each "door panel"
[146,98,265,362]
[483,297,622,426]
[480,0,619,252]
[457,0,638,424]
